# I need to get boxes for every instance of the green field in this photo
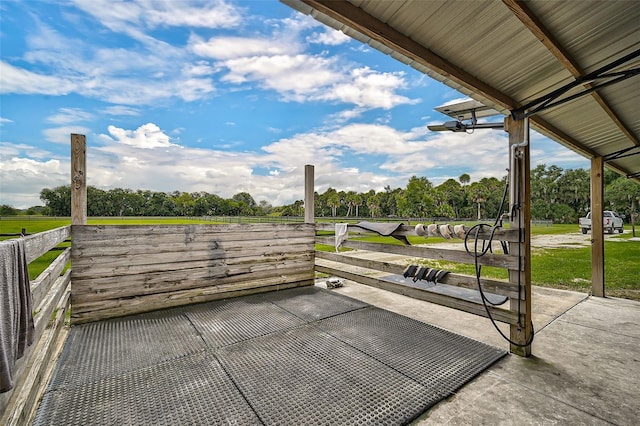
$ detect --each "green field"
[2,216,638,300]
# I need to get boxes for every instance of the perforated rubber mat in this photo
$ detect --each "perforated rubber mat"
[34,286,506,425]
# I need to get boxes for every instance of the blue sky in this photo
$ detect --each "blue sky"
[0,0,588,209]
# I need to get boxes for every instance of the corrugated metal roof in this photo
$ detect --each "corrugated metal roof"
[282,0,640,180]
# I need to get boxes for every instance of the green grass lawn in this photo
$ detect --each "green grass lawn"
[2,217,638,300]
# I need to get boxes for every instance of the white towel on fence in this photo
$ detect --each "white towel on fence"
[1,238,35,393]
[335,223,349,253]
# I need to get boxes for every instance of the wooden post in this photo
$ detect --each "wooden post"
[590,156,605,297]
[506,116,532,357]
[71,134,87,225]
[304,164,315,224]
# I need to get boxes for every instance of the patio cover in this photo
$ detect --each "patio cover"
[283,0,640,179]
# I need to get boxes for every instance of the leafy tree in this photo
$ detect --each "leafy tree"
[325,188,341,217]
[397,176,434,218]
[40,186,71,216]
[87,186,108,216]
[0,205,20,215]
[435,179,464,219]
[607,178,640,218]
[232,192,257,209]
[258,200,273,216]
[556,168,590,216]
[366,192,382,218]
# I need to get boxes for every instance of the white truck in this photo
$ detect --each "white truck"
[579,211,624,234]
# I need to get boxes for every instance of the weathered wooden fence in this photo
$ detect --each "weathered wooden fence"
[314,222,531,353]
[1,226,71,425]
[71,223,316,323]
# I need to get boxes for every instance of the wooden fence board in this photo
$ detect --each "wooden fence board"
[314,222,520,242]
[73,235,314,259]
[22,226,70,263]
[316,264,518,324]
[72,260,314,301]
[73,223,314,240]
[71,251,313,279]
[316,251,520,299]
[316,236,519,269]
[30,248,70,308]
[72,278,313,324]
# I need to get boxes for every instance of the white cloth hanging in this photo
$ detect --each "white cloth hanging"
[334,223,349,252]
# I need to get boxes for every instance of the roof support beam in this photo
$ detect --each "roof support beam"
[503,0,640,147]
[590,157,605,297]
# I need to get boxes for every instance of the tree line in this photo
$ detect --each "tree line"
[2,165,638,223]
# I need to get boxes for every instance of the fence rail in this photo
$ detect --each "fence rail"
[1,226,71,425]
[313,223,528,337]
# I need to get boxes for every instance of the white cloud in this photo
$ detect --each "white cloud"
[0,61,76,95]
[221,54,340,96]
[0,117,14,125]
[372,129,511,179]
[190,35,294,60]
[0,157,68,208]
[307,28,350,46]
[43,126,92,144]
[70,0,243,41]
[47,108,93,124]
[317,67,417,109]
[101,106,141,116]
[102,123,181,149]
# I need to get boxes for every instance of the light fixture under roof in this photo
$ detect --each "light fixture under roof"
[428,99,504,132]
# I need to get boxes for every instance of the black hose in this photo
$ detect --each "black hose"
[464,171,534,348]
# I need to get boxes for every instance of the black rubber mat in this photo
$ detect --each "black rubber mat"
[33,351,261,426]
[184,295,306,348]
[216,324,432,425]
[316,307,507,399]
[34,286,506,425]
[261,285,369,321]
[47,307,206,390]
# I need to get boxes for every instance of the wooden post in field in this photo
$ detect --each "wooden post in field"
[305,164,315,223]
[506,116,532,357]
[71,134,87,225]
[590,156,605,297]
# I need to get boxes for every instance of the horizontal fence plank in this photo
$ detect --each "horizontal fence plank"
[74,230,311,250]
[72,243,314,274]
[71,250,313,279]
[72,261,314,302]
[73,223,315,240]
[316,264,518,325]
[315,222,520,242]
[23,226,70,264]
[72,279,313,324]
[30,248,70,309]
[72,235,316,258]
[316,237,519,270]
[315,251,520,299]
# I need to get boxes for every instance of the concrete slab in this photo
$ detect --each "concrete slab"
[413,373,612,426]
[558,295,640,338]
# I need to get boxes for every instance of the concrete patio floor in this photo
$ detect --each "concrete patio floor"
[321,279,640,425]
